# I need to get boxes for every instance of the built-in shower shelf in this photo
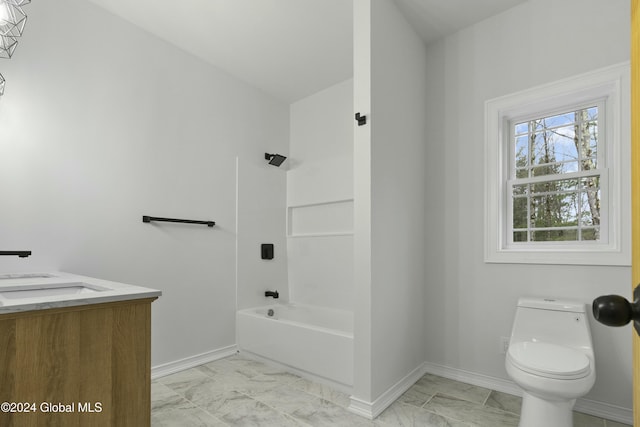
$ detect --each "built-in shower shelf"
[287,231,354,238]
[287,198,354,237]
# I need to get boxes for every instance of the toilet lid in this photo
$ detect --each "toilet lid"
[507,342,591,380]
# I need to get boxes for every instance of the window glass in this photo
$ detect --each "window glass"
[510,106,602,243]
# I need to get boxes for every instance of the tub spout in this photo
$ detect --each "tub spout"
[265,290,279,299]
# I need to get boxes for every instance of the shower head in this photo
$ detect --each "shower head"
[265,153,287,167]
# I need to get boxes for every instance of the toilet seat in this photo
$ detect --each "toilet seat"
[507,341,591,380]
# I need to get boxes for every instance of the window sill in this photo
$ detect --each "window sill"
[485,247,630,266]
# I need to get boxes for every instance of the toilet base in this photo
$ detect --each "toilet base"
[519,391,575,427]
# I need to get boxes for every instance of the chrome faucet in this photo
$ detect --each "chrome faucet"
[265,290,279,299]
[0,251,31,258]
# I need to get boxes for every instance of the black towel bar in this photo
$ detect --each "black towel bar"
[0,251,31,258]
[142,216,215,227]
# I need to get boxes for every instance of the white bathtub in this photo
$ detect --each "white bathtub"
[237,303,354,388]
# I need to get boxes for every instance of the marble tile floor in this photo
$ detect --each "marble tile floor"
[151,354,630,427]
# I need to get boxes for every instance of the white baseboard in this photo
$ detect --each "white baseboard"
[421,361,633,426]
[348,363,426,419]
[151,345,237,380]
[348,396,377,419]
[422,361,522,396]
[573,398,633,426]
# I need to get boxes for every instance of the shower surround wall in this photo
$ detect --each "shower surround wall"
[235,79,354,388]
[286,79,354,311]
[237,159,289,310]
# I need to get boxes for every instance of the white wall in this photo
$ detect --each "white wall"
[236,160,289,310]
[0,0,289,367]
[287,79,354,310]
[423,0,632,411]
[353,0,374,402]
[353,0,427,405]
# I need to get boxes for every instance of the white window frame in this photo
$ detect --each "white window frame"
[484,63,630,266]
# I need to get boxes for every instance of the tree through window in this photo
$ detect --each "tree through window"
[510,104,603,243]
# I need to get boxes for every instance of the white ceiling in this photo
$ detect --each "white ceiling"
[85,0,526,104]
[394,0,527,45]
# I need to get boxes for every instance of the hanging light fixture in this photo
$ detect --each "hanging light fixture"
[0,0,31,97]
[0,33,16,58]
[0,0,28,39]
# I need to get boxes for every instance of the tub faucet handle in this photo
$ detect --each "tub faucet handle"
[265,290,279,299]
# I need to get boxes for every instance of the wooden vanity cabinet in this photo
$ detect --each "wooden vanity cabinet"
[0,297,157,427]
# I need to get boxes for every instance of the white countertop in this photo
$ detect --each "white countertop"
[0,272,162,314]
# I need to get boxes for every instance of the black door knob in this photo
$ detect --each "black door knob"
[593,295,636,326]
[592,285,640,335]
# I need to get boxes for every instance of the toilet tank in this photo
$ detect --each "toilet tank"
[510,298,593,352]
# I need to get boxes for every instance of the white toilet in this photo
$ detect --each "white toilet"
[505,298,596,427]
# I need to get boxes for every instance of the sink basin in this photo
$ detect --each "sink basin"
[0,282,108,300]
